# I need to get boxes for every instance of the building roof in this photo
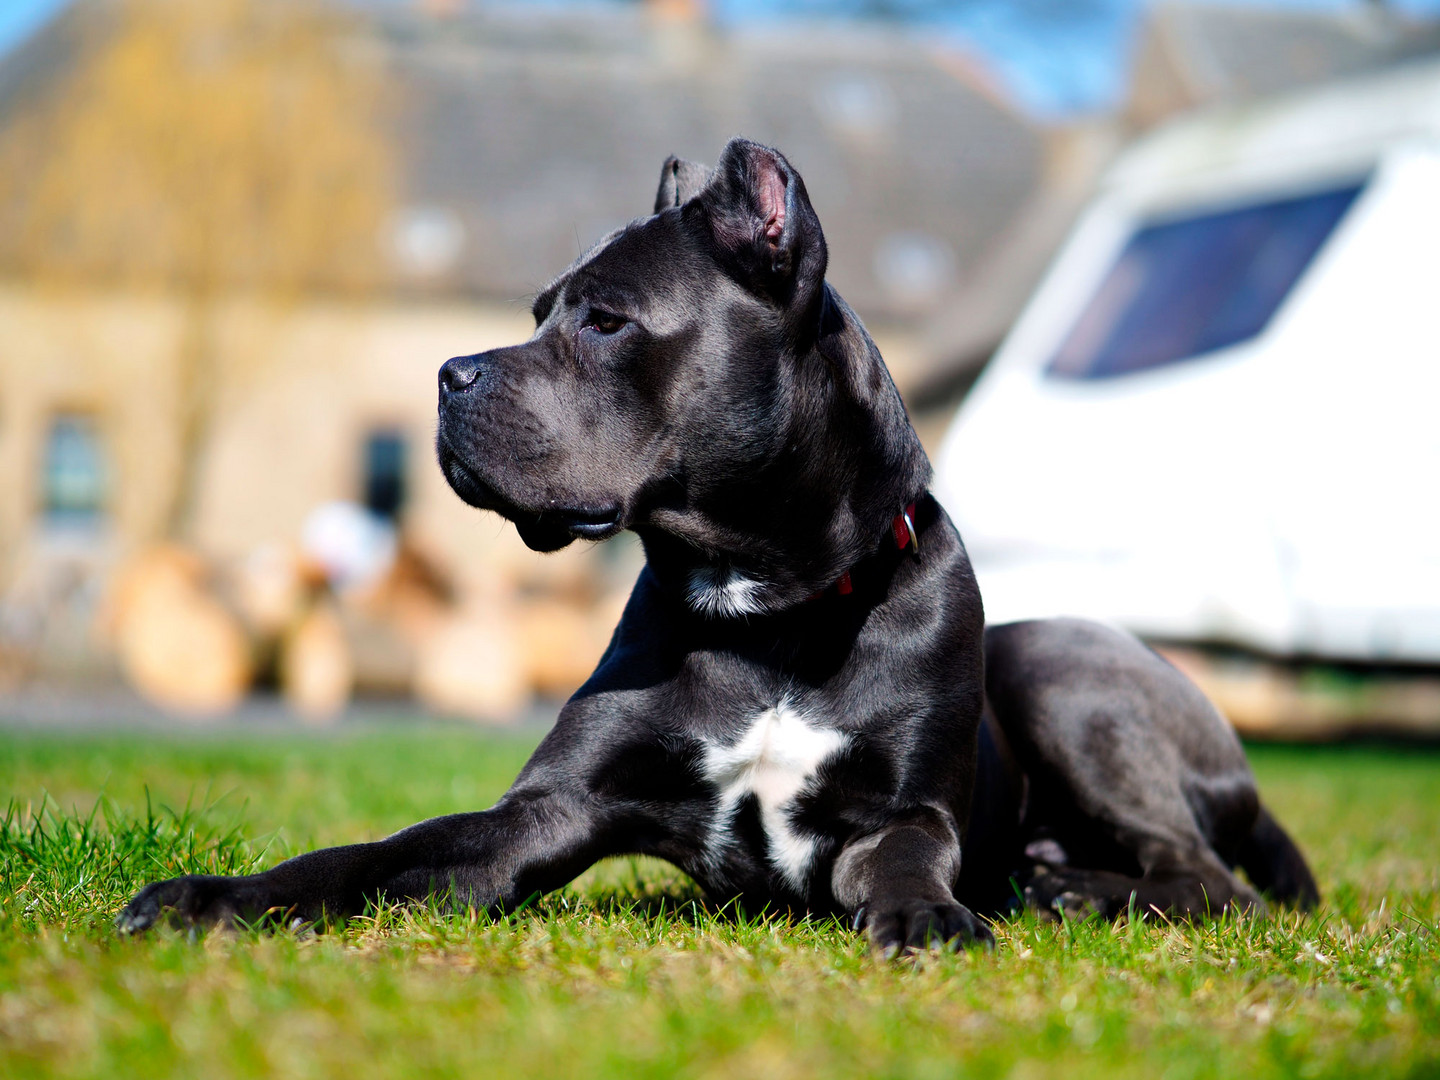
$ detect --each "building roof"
[373,2,1045,323]
[0,0,1045,326]
[1129,2,1440,128]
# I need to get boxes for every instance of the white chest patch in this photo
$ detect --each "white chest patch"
[701,700,849,891]
[687,565,765,619]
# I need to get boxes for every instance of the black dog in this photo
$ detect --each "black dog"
[118,139,1316,951]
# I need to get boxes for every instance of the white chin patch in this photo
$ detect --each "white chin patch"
[702,699,849,892]
[687,564,765,618]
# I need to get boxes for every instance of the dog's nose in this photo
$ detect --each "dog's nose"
[439,354,482,395]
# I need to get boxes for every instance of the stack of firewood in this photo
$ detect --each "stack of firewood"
[103,539,620,722]
[107,546,253,716]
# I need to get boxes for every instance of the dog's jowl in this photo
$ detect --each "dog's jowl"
[118,139,1317,952]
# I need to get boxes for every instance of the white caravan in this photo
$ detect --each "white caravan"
[935,58,1440,663]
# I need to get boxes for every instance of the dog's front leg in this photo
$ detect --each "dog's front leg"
[832,807,993,955]
[116,790,602,934]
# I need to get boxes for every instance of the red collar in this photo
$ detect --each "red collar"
[822,501,918,598]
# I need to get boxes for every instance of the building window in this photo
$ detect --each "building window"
[41,413,107,527]
[362,429,407,521]
[1048,181,1366,380]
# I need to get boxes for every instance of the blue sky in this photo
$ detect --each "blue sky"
[717,0,1440,114]
[4,0,1440,115]
[0,0,67,59]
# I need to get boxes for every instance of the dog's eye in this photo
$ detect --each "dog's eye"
[585,311,628,335]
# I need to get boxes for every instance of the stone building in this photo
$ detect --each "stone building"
[0,0,1050,708]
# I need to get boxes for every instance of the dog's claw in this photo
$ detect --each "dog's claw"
[114,905,153,936]
[115,881,169,936]
[857,898,992,957]
[851,904,868,933]
[114,874,271,936]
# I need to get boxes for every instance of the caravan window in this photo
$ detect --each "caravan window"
[1047,182,1365,380]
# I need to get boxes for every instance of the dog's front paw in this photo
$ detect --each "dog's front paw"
[115,874,277,935]
[855,898,994,957]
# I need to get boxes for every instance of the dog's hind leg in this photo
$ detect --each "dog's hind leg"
[984,618,1275,921]
[1236,802,1320,910]
[1020,844,1260,921]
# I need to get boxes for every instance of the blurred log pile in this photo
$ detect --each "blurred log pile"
[1157,646,1440,741]
[98,534,625,723]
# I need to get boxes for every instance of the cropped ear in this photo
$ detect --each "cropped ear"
[698,138,828,312]
[654,156,713,213]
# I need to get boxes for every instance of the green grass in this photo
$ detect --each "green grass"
[1,726,1437,1080]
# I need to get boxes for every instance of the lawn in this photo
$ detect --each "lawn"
[1,724,1437,1080]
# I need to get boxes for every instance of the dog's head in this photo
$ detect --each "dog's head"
[437,138,928,613]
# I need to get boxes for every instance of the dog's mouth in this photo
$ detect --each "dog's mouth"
[439,444,624,551]
[552,506,623,540]
[514,507,622,552]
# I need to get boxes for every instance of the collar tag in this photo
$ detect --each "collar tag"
[892,502,919,556]
[812,500,920,602]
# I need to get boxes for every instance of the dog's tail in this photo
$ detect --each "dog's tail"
[1236,802,1320,910]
